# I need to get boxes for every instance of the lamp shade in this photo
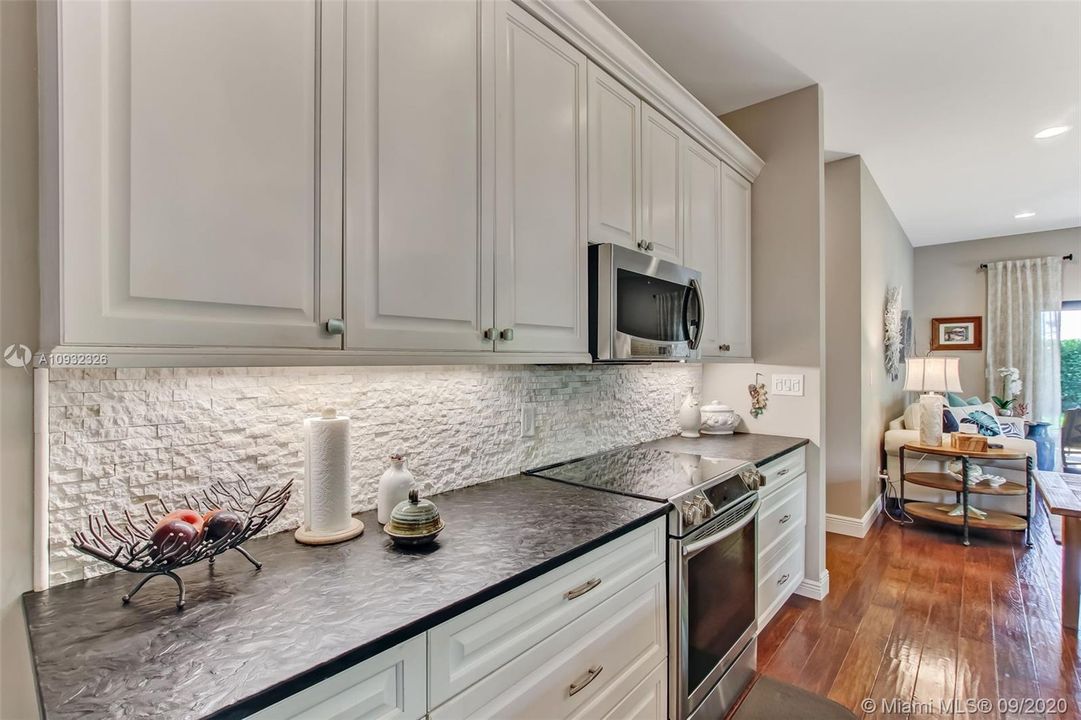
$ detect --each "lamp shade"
[903,357,962,393]
[944,357,963,393]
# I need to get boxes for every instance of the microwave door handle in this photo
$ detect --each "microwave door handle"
[681,498,760,558]
[686,278,704,350]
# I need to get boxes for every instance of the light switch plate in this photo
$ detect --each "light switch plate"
[771,374,804,397]
[521,403,536,437]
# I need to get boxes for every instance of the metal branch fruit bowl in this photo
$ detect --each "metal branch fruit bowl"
[71,477,292,609]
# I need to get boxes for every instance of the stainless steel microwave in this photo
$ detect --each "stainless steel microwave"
[588,243,703,362]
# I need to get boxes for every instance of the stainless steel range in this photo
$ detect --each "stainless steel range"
[528,446,762,720]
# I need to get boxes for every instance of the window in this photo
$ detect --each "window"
[1063,300,1081,412]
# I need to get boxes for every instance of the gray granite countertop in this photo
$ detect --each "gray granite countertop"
[644,431,809,467]
[23,475,666,720]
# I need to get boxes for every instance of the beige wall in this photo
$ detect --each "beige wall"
[913,227,1081,397]
[823,156,913,520]
[823,158,863,518]
[1,0,42,717]
[709,84,828,592]
[858,161,913,514]
[721,86,824,368]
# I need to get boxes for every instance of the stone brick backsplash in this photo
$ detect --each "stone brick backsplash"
[47,364,700,585]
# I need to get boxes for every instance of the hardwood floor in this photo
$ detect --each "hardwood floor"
[758,502,1080,719]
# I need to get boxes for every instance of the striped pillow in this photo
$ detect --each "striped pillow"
[998,421,1023,439]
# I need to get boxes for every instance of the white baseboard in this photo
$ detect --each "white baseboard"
[825,496,882,538]
[796,570,830,600]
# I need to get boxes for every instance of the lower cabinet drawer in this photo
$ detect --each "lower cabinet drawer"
[757,475,806,561]
[430,564,667,720]
[757,538,804,629]
[428,519,665,706]
[758,447,806,498]
[599,660,666,720]
[248,635,426,720]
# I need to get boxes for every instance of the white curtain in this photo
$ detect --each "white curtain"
[986,256,1063,427]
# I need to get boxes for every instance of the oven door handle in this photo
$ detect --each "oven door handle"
[681,498,760,558]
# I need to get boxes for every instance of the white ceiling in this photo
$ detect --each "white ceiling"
[595,0,1081,246]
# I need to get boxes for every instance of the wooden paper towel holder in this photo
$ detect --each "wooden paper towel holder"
[294,517,364,545]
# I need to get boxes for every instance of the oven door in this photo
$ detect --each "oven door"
[670,496,759,719]
[590,244,703,361]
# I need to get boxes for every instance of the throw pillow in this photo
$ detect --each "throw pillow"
[967,409,1002,437]
[947,392,983,408]
[942,408,960,433]
[945,402,999,425]
[998,422,1023,439]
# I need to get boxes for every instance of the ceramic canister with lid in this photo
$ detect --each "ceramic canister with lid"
[700,401,740,435]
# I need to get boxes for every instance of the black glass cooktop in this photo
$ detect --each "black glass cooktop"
[527,446,750,504]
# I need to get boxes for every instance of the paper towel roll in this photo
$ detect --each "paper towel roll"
[303,407,352,534]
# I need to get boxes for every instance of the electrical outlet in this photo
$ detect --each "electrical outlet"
[771,374,804,397]
[521,403,536,438]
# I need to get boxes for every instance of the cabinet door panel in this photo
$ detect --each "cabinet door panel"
[719,164,753,358]
[681,138,723,356]
[587,62,640,249]
[493,3,588,354]
[248,635,426,720]
[640,106,682,263]
[59,0,342,348]
[344,0,494,351]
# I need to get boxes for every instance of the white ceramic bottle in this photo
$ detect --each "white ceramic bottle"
[377,454,416,525]
[678,388,701,438]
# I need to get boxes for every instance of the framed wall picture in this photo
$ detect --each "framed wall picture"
[930,316,983,351]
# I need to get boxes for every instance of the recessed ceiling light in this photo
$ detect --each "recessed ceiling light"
[1034,126,1071,139]
[1014,211,1036,219]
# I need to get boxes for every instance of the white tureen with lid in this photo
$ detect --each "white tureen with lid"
[700,401,740,435]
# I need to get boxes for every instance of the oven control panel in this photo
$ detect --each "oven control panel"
[674,463,759,535]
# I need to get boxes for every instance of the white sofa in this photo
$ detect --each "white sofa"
[883,403,1036,514]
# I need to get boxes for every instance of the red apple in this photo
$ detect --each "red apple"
[205,510,243,541]
[156,509,204,537]
[150,519,199,561]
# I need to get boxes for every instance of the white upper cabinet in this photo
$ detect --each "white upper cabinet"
[53,0,343,349]
[719,164,753,359]
[586,62,641,250]
[493,3,588,354]
[40,0,758,365]
[640,105,683,264]
[680,137,723,356]
[344,0,494,353]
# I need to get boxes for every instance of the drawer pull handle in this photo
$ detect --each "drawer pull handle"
[777,573,791,586]
[568,665,603,697]
[779,513,792,525]
[777,468,790,477]
[563,578,602,600]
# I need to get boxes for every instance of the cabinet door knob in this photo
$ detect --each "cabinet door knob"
[637,239,648,251]
[483,328,496,340]
[646,241,655,251]
[499,328,514,341]
[718,344,730,352]
[325,318,345,335]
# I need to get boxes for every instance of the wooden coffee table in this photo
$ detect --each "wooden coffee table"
[899,442,1034,548]
[1034,471,1081,630]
